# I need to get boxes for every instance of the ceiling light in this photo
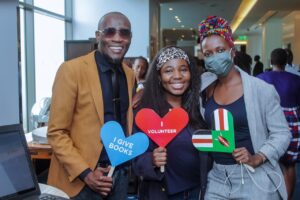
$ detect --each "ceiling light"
[256,10,277,25]
[234,40,247,45]
[190,28,194,31]
[169,8,173,11]
[231,0,258,33]
[175,16,178,19]
[181,25,185,28]
[172,28,176,31]
[181,35,185,38]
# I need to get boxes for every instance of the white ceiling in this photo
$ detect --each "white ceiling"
[160,0,300,40]
[160,0,241,31]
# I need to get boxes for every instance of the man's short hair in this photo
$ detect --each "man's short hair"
[254,55,260,61]
[98,12,131,30]
[271,48,288,66]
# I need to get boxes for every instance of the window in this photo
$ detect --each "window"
[19,0,70,131]
[34,0,65,15]
[34,13,65,101]
[19,8,28,131]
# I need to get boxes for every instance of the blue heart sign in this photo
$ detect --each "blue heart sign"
[100,121,149,167]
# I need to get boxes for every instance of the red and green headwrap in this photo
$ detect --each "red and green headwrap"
[198,16,234,48]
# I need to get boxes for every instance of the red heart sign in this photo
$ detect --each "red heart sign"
[135,108,189,147]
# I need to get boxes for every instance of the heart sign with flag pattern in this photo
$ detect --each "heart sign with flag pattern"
[135,108,189,147]
[100,121,149,167]
[192,108,235,153]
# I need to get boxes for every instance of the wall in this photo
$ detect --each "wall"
[247,33,262,70]
[0,0,20,126]
[177,40,196,57]
[72,0,150,58]
[262,18,283,68]
[282,11,300,66]
[295,17,300,66]
[149,0,160,60]
[247,34,262,61]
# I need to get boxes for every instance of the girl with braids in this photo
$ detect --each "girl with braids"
[133,46,210,200]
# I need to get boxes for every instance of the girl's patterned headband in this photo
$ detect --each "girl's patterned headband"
[156,47,190,70]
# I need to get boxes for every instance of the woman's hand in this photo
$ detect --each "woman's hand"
[152,147,167,168]
[232,147,264,168]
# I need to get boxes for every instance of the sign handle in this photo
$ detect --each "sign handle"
[244,164,255,173]
[160,165,165,173]
[107,166,115,177]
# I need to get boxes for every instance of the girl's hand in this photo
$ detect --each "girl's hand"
[152,147,167,168]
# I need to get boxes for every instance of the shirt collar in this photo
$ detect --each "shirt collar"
[95,50,123,73]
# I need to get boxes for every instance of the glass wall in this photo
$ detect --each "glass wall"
[20,8,27,130]
[34,13,65,101]
[19,0,71,131]
[33,0,65,15]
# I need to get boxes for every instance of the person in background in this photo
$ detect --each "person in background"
[198,16,290,200]
[133,46,210,200]
[233,45,252,75]
[258,48,300,200]
[284,48,300,76]
[194,56,206,74]
[132,56,149,93]
[47,12,135,200]
[252,55,264,76]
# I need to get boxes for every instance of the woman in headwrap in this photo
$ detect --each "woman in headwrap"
[133,46,210,200]
[198,16,290,200]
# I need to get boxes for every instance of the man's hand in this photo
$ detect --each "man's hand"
[83,166,113,197]
[152,147,167,168]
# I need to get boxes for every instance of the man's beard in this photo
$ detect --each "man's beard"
[99,49,123,65]
[110,57,122,64]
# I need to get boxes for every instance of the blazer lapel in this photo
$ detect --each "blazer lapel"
[82,54,134,131]
[122,63,134,134]
[84,51,104,124]
[122,64,133,106]
[237,67,258,151]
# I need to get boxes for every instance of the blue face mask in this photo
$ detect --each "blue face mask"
[204,50,233,77]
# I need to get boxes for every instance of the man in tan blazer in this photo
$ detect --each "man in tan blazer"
[47,12,135,200]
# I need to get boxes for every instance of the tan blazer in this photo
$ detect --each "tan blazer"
[47,51,135,197]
